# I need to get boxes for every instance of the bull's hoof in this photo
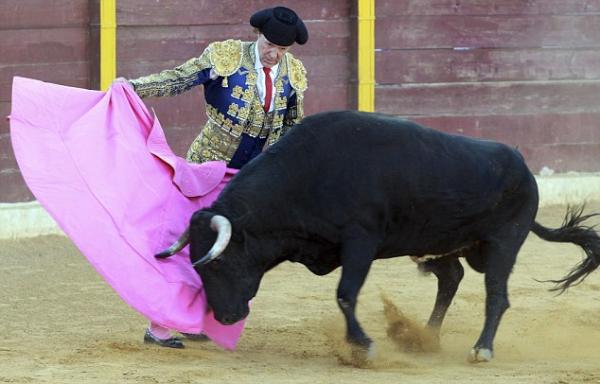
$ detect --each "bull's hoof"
[349,342,377,367]
[467,347,493,363]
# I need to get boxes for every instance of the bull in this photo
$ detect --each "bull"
[157,110,600,362]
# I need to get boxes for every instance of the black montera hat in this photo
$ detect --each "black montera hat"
[250,6,308,46]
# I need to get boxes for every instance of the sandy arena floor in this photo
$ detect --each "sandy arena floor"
[1,203,600,383]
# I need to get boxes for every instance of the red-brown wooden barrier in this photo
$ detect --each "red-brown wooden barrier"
[375,0,600,173]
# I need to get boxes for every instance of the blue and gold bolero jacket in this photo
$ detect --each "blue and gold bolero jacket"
[129,39,307,168]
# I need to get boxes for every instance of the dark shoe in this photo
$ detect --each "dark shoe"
[144,329,185,349]
[180,332,210,342]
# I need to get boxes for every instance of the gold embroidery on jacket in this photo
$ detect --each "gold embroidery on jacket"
[245,71,257,86]
[275,96,287,110]
[241,88,254,103]
[209,39,243,87]
[253,113,265,127]
[129,56,210,98]
[237,104,250,120]
[273,113,284,127]
[231,85,244,99]
[287,54,308,93]
[275,79,283,92]
[227,103,240,117]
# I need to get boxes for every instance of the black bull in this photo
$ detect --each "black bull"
[157,110,600,362]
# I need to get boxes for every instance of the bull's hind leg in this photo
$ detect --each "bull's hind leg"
[422,257,465,335]
[469,226,530,363]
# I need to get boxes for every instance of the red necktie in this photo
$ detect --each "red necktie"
[263,67,272,113]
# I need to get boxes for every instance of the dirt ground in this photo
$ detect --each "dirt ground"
[1,203,600,384]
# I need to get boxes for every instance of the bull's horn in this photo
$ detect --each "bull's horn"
[192,215,232,266]
[155,228,190,258]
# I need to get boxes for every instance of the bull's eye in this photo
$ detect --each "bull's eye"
[208,258,222,270]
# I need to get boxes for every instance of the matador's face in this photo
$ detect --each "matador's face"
[256,34,290,68]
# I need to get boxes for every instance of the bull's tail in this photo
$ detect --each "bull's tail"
[531,205,600,293]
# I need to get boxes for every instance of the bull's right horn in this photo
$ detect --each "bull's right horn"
[192,215,232,266]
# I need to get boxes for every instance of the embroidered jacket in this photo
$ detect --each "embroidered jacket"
[129,39,307,168]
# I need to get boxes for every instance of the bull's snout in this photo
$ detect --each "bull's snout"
[219,315,239,325]
[216,307,249,325]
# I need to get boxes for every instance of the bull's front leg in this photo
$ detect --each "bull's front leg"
[336,229,378,361]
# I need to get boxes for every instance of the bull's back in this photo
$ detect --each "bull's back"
[286,111,529,194]
[269,111,536,247]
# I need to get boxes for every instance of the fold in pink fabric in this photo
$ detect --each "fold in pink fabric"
[10,77,244,349]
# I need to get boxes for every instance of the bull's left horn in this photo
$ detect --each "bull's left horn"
[192,215,232,266]
[155,228,190,258]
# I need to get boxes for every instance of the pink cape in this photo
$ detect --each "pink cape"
[10,76,244,349]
